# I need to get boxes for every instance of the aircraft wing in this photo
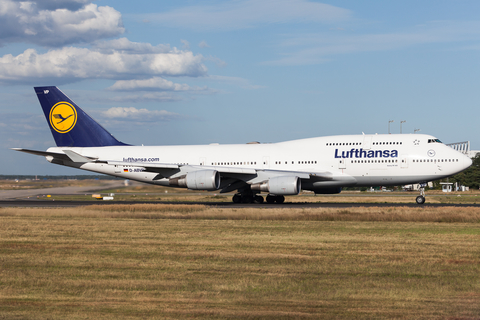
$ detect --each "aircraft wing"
[107,160,180,170]
[13,148,335,192]
[13,148,333,179]
[101,159,335,187]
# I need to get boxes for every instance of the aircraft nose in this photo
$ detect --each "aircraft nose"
[463,154,473,169]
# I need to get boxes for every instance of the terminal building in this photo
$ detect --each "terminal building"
[447,141,479,158]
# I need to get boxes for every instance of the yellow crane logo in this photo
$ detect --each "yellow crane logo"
[49,102,77,133]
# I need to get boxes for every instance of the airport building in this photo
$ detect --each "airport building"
[447,141,479,158]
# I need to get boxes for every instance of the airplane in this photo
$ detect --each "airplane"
[13,86,472,205]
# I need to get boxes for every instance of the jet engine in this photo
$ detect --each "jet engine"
[251,176,301,195]
[169,170,220,191]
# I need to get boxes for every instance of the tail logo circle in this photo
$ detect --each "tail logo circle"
[49,102,77,133]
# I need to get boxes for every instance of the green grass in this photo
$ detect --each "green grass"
[1,206,480,319]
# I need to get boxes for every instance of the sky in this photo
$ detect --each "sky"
[1,0,480,175]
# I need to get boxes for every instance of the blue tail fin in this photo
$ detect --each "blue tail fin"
[34,86,128,147]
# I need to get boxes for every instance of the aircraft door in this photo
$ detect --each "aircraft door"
[338,159,346,169]
[401,157,408,168]
[114,165,122,173]
[363,135,372,150]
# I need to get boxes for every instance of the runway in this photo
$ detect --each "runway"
[1,199,479,208]
[0,181,125,200]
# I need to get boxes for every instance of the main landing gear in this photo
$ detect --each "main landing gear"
[232,193,264,204]
[415,183,426,205]
[232,193,285,204]
[266,194,285,204]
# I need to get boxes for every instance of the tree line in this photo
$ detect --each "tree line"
[443,154,480,190]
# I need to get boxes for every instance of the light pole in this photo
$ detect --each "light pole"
[400,120,406,134]
[388,120,394,134]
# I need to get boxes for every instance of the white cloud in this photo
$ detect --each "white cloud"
[31,0,91,11]
[199,41,210,48]
[141,0,351,31]
[0,0,124,47]
[93,37,172,54]
[181,39,190,50]
[107,92,182,103]
[108,77,208,92]
[0,39,208,83]
[103,107,182,122]
[205,56,227,68]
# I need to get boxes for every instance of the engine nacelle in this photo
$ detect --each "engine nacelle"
[251,176,301,195]
[169,170,220,191]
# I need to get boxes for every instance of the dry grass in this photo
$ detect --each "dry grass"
[0,179,115,190]
[40,188,480,204]
[2,204,480,223]
[1,205,480,319]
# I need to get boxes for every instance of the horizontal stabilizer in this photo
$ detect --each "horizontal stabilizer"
[12,148,70,161]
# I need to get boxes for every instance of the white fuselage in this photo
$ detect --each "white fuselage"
[46,133,472,192]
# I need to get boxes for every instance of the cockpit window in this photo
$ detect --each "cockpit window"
[428,138,442,144]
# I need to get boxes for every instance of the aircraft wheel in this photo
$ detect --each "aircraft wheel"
[254,195,264,204]
[266,195,276,204]
[275,195,285,204]
[242,195,254,203]
[415,195,425,205]
[232,194,241,203]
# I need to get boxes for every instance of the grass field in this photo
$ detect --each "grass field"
[1,205,480,319]
[0,179,117,191]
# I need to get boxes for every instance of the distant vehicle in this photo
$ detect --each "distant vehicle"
[14,87,472,204]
